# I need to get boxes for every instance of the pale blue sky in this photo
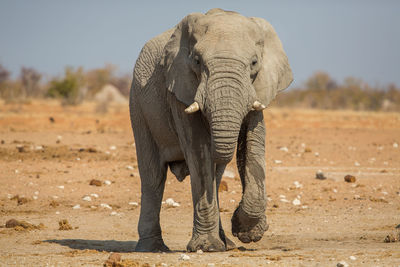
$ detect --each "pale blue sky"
[0,0,399,87]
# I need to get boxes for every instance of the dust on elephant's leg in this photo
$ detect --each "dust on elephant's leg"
[232,111,269,243]
[132,113,169,252]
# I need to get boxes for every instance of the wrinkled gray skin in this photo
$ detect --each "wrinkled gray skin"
[129,9,292,252]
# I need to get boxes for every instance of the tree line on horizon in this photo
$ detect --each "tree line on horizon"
[0,64,399,111]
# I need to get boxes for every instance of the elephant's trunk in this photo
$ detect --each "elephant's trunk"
[205,57,250,163]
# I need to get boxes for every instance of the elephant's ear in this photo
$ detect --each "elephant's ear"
[162,13,204,106]
[251,17,293,107]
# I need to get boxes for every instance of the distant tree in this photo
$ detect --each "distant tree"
[85,64,116,97]
[305,71,337,91]
[20,67,42,98]
[46,66,84,105]
[0,64,10,83]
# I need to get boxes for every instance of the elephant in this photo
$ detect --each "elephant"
[129,8,292,252]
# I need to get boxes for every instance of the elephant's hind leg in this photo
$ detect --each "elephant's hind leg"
[132,112,169,252]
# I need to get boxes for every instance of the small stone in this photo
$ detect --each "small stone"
[126,165,134,170]
[128,202,139,206]
[219,180,228,192]
[196,249,204,254]
[82,196,92,201]
[17,197,28,205]
[100,203,112,209]
[316,170,326,180]
[304,147,312,153]
[16,145,26,153]
[223,170,235,178]
[90,193,99,198]
[280,199,290,203]
[104,180,112,185]
[72,204,81,209]
[354,161,360,166]
[293,181,302,189]
[57,185,64,189]
[344,175,356,183]
[89,179,102,186]
[292,198,301,206]
[274,160,282,164]
[349,256,356,261]
[109,145,117,150]
[179,254,190,260]
[393,142,398,148]
[337,261,349,267]
[172,202,180,207]
[279,146,289,152]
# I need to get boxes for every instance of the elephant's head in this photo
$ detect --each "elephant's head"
[163,8,292,163]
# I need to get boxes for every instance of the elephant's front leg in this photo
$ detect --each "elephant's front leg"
[232,111,269,243]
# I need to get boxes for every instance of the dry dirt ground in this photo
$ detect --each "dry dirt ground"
[0,100,399,266]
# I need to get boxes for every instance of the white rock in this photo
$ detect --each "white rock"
[279,146,289,152]
[82,196,92,201]
[109,145,117,150]
[104,180,112,185]
[207,264,215,267]
[52,195,59,199]
[76,157,81,161]
[57,185,64,189]
[129,202,139,206]
[161,263,167,267]
[7,194,12,199]
[354,161,360,166]
[349,255,356,261]
[100,203,112,209]
[294,181,303,189]
[196,249,204,254]
[35,145,43,150]
[165,198,175,206]
[274,160,282,164]
[72,204,81,209]
[55,211,60,214]
[223,170,235,178]
[333,188,338,193]
[314,152,319,156]
[230,199,235,203]
[301,143,306,148]
[279,195,286,199]
[90,193,99,198]
[179,254,190,261]
[280,199,290,203]
[32,195,38,200]
[126,165,134,170]
[34,191,39,195]
[172,202,180,207]
[15,169,19,174]
[57,135,62,141]
[110,211,118,216]
[292,198,301,206]
[302,205,308,209]
[393,142,399,148]
[383,161,388,165]
[90,205,97,209]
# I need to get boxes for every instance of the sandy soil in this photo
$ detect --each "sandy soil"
[0,100,399,266]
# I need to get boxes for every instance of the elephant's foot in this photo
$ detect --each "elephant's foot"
[187,232,226,252]
[231,205,269,243]
[135,237,170,252]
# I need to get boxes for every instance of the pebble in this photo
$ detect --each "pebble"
[126,165,134,170]
[82,196,92,201]
[179,254,190,261]
[89,179,102,186]
[57,185,64,189]
[393,142,398,148]
[280,199,289,203]
[90,193,99,198]
[316,170,326,180]
[279,146,289,152]
[344,175,356,183]
[165,198,180,207]
[292,198,301,206]
[128,202,139,206]
[72,204,81,210]
[337,261,349,267]
[109,145,117,150]
[104,180,112,185]
[32,196,38,200]
[349,256,356,261]
[223,170,235,178]
[314,152,319,156]
[196,249,204,254]
[100,203,112,210]
[354,161,360,166]
[294,181,303,189]
[274,160,282,164]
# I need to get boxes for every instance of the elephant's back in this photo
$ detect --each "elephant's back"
[133,28,175,90]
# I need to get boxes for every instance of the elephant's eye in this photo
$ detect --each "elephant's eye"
[251,59,258,66]
[194,55,200,65]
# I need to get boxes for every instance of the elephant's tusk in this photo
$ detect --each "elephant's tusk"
[185,102,200,114]
[252,101,266,111]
